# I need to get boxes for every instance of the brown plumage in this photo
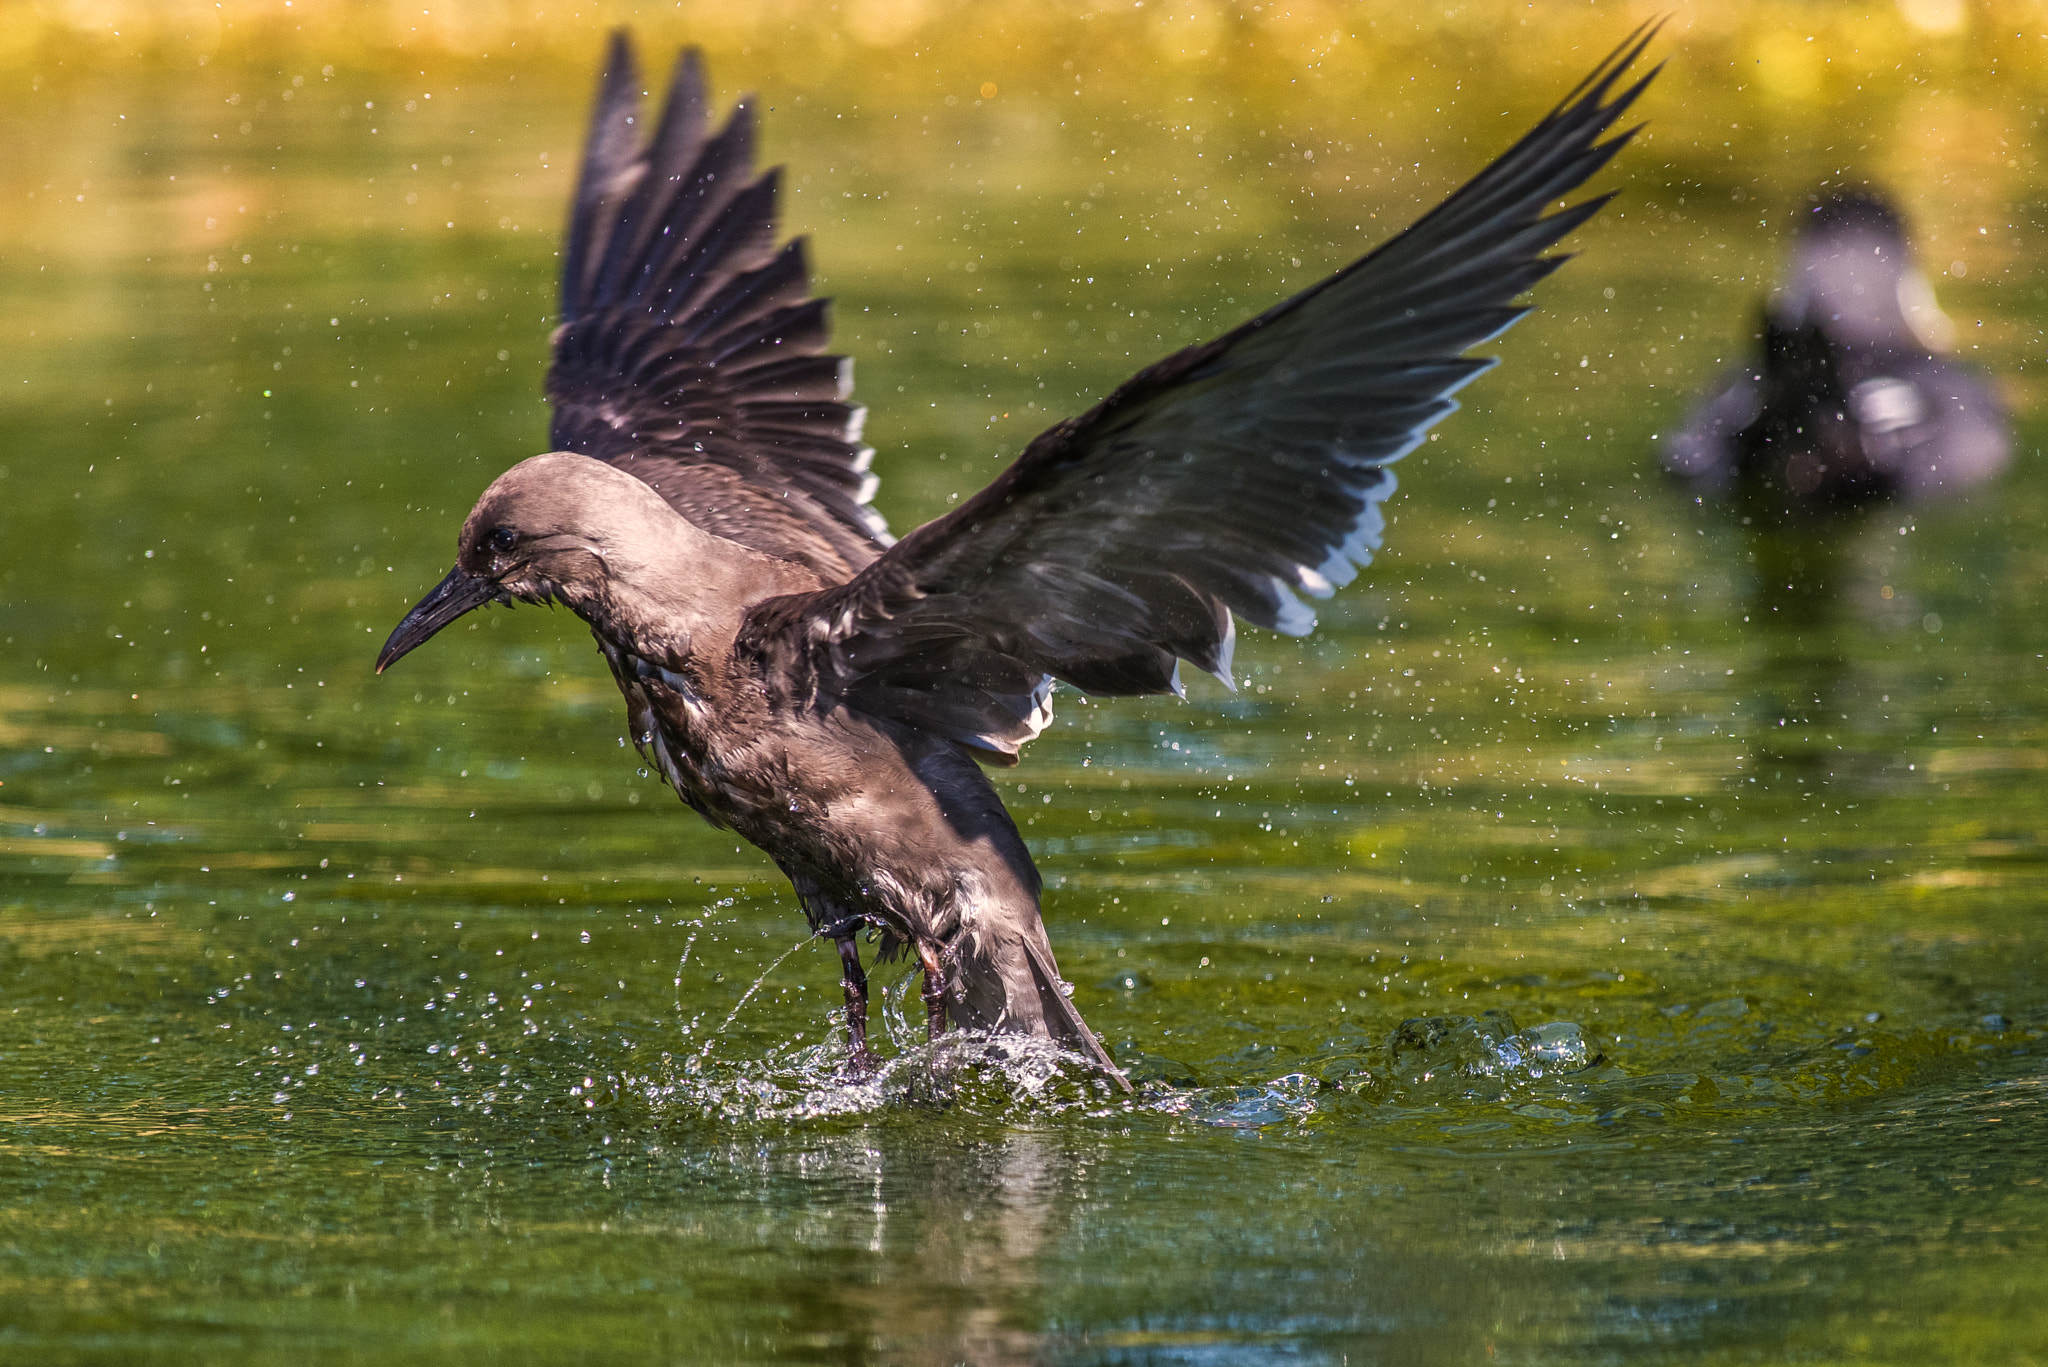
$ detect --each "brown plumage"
[376,29,1658,1088]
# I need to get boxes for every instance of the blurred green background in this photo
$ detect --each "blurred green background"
[2,2,2046,1363]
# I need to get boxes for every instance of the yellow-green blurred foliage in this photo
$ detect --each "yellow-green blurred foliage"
[6,0,2041,467]
[0,0,2026,82]
[5,1,2036,254]
[0,0,2029,102]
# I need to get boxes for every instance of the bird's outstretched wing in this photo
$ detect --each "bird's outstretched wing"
[547,32,890,582]
[742,28,1659,762]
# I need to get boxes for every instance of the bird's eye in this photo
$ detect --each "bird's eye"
[487,527,518,554]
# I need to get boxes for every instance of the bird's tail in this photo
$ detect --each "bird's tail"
[945,919,1130,1092]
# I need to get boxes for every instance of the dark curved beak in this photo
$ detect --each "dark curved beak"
[376,566,498,673]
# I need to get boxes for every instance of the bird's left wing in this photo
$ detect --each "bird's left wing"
[740,30,1658,762]
[547,33,890,582]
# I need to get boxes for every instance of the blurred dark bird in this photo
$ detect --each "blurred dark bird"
[376,29,1657,1086]
[1664,190,2010,514]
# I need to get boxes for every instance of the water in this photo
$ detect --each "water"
[4,13,2047,1362]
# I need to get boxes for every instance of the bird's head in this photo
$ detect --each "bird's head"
[375,453,683,673]
[1777,188,1950,350]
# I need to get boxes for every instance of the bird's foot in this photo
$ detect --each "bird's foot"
[915,941,948,1043]
[836,935,876,1075]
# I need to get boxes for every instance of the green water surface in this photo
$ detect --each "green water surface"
[2,25,2045,1365]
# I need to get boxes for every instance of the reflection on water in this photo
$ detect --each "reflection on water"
[3,8,2048,1363]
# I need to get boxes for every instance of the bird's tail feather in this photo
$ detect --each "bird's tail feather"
[1019,935,1128,1090]
[946,922,1130,1092]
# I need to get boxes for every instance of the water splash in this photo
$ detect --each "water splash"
[1172,1073,1321,1129]
[1385,1010,1592,1088]
[626,1022,1125,1124]
[691,933,819,1067]
[1161,1011,1597,1131]
[669,903,737,1035]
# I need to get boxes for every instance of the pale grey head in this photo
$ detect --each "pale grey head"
[376,453,710,672]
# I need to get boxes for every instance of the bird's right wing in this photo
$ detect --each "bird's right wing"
[741,29,1659,760]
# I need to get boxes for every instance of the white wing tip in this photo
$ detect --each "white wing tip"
[1313,469,1395,587]
[1271,581,1316,637]
[1021,676,1056,741]
[852,493,894,545]
[1211,612,1238,690]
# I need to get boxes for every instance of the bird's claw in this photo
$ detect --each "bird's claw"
[915,940,949,1043]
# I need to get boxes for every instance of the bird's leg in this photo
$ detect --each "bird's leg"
[915,941,948,1043]
[836,935,874,1069]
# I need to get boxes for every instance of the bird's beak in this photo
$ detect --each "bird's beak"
[376,566,499,673]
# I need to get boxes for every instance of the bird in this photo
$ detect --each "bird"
[1663,189,2010,515]
[375,28,1657,1088]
